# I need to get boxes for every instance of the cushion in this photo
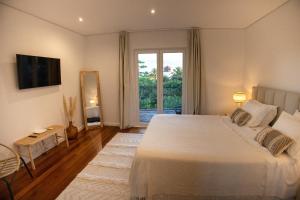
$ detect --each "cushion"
[255,127,273,144]
[261,129,294,156]
[255,127,294,156]
[273,111,300,159]
[242,100,277,127]
[260,104,278,126]
[230,108,243,121]
[231,108,252,127]
[293,110,300,121]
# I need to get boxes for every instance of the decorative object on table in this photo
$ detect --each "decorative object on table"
[0,144,33,200]
[33,128,47,134]
[63,96,79,139]
[80,71,104,130]
[233,92,247,107]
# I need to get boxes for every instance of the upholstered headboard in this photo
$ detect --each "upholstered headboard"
[252,86,300,115]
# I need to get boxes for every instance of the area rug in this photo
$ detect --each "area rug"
[57,133,143,200]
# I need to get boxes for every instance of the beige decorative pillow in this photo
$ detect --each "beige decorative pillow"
[255,127,294,157]
[230,108,243,121]
[255,127,273,144]
[231,108,252,127]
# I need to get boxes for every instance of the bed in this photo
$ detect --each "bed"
[129,86,300,200]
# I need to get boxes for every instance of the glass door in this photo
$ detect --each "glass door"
[138,52,158,123]
[137,49,184,124]
[162,52,183,115]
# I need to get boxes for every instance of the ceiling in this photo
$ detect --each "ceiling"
[0,0,288,35]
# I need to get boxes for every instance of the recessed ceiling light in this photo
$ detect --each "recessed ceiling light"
[78,17,83,22]
[150,9,156,15]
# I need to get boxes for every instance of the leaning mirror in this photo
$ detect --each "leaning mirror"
[80,71,104,130]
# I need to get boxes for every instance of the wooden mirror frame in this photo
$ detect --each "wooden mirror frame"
[80,71,104,130]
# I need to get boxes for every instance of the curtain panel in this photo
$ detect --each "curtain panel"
[119,31,130,129]
[186,28,206,115]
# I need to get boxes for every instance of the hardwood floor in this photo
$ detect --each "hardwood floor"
[0,126,145,200]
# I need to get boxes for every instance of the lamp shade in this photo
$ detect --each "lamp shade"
[233,92,247,103]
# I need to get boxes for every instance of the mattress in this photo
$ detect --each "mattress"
[129,114,300,200]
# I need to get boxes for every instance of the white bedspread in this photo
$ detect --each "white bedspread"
[129,115,300,200]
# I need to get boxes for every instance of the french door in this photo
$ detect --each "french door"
[136,49,185,124]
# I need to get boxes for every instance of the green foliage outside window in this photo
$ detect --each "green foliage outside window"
[139,61,182,111]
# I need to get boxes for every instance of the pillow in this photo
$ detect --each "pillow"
[260,104,277,126]
[273,111,300,159]
[242,100,277,127]
[255,127,294,157]
[255,127,273,144]
[232,110,252,127]
[230,108,243,121]
[293,110,300,121]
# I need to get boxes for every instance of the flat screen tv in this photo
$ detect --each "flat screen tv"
[16,54,61,89]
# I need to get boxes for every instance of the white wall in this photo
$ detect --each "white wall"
[84,33,119,125]
[0,4,85,156]
[85,29,245,125]
[244,0,300,95]
[202,29,245,114]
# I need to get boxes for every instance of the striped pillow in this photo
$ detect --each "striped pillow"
[255,127,294,156]
[231,108,252,126]
[255,127,273,144]
[230,108,243,121]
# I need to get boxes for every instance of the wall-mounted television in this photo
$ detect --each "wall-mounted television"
[16,54,61,89]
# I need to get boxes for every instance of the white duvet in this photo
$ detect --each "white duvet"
[129,115,300,200]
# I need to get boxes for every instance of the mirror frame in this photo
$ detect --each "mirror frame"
[80,71,104,130]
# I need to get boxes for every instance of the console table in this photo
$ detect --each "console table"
[15,125,69,170]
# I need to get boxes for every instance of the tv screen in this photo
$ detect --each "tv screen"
[16,54,61,89]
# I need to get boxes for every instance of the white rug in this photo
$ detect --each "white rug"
[56,133,143,200]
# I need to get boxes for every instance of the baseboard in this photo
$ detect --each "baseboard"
[103,122,120,127]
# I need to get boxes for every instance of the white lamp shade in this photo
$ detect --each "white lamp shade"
[233,92,247,103]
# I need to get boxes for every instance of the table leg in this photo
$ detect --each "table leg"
[27,146,35,170]
[64,129,69,148]
[55,133,59,145]
[20,157,33,178]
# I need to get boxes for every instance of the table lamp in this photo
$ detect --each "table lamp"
[233,92,247,107]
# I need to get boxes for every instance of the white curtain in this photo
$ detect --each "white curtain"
[186,28,206,114]
[119,31,130,129]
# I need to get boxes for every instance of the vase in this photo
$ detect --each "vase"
[66,121,78,139]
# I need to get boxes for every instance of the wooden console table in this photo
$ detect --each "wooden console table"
[15,125,69,170]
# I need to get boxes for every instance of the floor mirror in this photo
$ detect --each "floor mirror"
[80,71,104,130]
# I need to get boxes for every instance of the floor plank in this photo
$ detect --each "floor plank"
[0,126,144,200]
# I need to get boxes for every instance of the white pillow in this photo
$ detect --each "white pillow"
[259,104,277,126]
[242,100,277,127]
[273,111,300,160]
[293,110,300,121]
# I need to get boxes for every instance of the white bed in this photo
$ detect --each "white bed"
[130,86,300,200]
[130,115,300,200]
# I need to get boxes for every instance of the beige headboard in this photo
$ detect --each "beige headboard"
[252,86,300,115]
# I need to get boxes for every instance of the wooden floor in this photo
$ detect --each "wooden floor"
[0,126,144,200]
